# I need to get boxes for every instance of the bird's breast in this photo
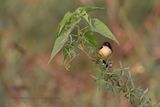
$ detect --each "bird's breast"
[98,46,112,59]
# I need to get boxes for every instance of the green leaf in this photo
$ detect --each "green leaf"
[89,18,119,44]
[84,6,104,12]
[76,6,103,23]
[56,12,72,36]
[77,7,119,44]
[77,6,104,13]
[49,12,81,63]
[49,34,69,63]
[84,31,98,48]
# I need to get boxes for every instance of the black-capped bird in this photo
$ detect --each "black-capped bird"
[98,41,113,68]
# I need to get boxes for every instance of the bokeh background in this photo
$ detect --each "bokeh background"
[0,0,160,107]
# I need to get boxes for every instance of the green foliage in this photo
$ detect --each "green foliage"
[84,31,98,49]
[49,11,81,62]
[49,34,69,63]
[88,18,119,44]
[49,6,119,62]
[50,6,154,107]
[77,6,104,13]
[56,12,72,36]
[93,62,153,107]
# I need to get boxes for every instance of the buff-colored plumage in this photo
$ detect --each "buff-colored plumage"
[98,46,112,59]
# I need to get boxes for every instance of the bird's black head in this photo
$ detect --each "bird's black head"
[102,41,112,51]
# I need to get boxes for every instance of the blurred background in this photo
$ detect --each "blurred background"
[0,0,160,107]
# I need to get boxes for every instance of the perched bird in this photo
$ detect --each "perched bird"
[98,41,113,68]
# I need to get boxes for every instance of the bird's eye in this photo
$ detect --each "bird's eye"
[105,43,109,46]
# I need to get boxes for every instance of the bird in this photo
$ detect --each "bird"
[98,41,113,68]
